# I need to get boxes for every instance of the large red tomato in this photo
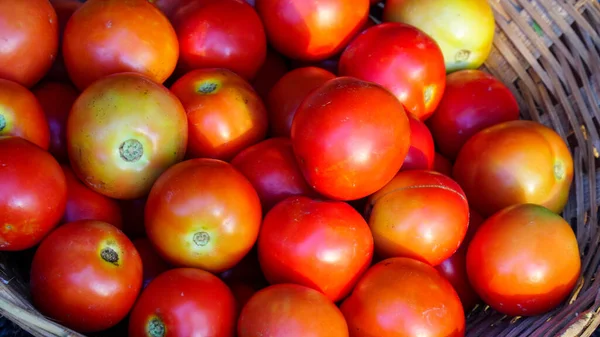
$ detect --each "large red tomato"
[145,159,262,273]
[0,137,67,251]
[256,0,369,61]
[30,220,142,333]
[252,48,289,100]
[339,23,446,120]
[132,237,171,289]
[291,77,411,201]
[427,70,520,160]
[467,204,581,316]
[67,73,188,200]
[129,268,237,337]
[453,120,574,217]
[258,196,373,302]
[341,257,465,337]
[172,0,266,80]
[46,0,81,83]
[62,0,179,90]
[400,114,435,171]
[0,0,58,87]
[238,284,349,337]
[170,68,268,161]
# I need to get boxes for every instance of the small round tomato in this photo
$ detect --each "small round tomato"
[170,68,268,161]
[0,137,67,251]
[172,0,266,80]
[339,23,446,120]
[30,220,142,333]
[67,73,188,200]
[129,268,237,337]
[46,0,82,83]
[400,115,435,171]
[119,198,147,239]
[453,120,574,217]
[292,77,411,201]
[252,48,289,100]
[267,67,336,137]
[256,0,369,61]
[132,237,171,289]
[427,70,520,160]
[467,203,581,316]
[238,284,349,337]
[258,196,373,302]
[0,0,58,87]
[62,0,179,90]
[145,159,262,273]
[433,152,453,176]
[341,257,465,337]
[0,79,50,150]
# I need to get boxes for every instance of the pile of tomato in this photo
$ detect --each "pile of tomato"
[0,0,582,336]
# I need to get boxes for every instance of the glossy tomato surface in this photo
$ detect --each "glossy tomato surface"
[251,48,289,100]
[341,257,465,337]
[62,0,179,90]
[401,114,435,171]
[453,120,574,217]
[467,204,581,316]
[291,77,411,201]
[170,68,268,161]
[30,220,142,333]
[46,0,82,82]
[132,237,171,289]
[145,159,262,273]
[67,73,188,200]
[339,23,446,120]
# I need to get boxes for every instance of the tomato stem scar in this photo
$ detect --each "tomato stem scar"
[197,82,218,94]
[147,316,165,337]
[100,247,119,265]
[193,231,210,246]
[119,139,143,162]
[0,114,5,131]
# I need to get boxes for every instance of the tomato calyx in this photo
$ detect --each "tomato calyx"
[119,139,144,162]
[193,231,210,247]
[146,316,166,337]
[0,114,5,131]
[196,81,219,94]
[100,247,120,266]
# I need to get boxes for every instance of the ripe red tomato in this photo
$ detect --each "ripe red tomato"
[145,158,262,273]
[32,81,79,162]
[0,79,50,150]
[0,0,58,87]
[238,284,349,337]
[128,268,237,337]
[256,0,370,61]
[0,137,67,251]
[172,0,267,80]
[267,67,336,137]
[341,257,465,337]
[62,0,179,90]
[252,48,289,100]
[400,114,435,171]
[30,220,142,333]
[427,70,520,160]
[433,152,453,176]
[467,203,581,316]
[46,0,81,83]
[67,73,188,200]
[132,237,171,289]
[119,198,147,239]
[291,77,411,200]
[258,196,373,302]
[366,170,469,266]
[339,23,446,121]
[453,120,574,217]
[170,68,268,161]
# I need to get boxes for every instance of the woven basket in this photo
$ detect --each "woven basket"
[1,0,600,336]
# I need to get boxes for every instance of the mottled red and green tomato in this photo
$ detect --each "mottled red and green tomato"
[30,220,142,333]
[401,115,435,171]
[291,77,411,201]
[132,237,171,289]
[170,68,268,161]
[67,72,188,200]
[453,120,574,217]
[252,48,289,100]
[467,204,581,316]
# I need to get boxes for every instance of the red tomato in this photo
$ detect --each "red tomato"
[170,68,268,161]
[30,220,142,333]
[238,284,349,337]
[132,237,171,289]
[341,257,465,337]
[256,0,369,61]
[453,120,574,217]
[0,0,58,87]
[67,73,188,200]
[366,170,469,266]
[119,198,147,239]
[433,152,453,176]
[251,48,289,100]
[0,79,50,150]
[427,70,520,160]
[62,0,179,90]
[267,67,336,137]
[339,23,446,120]
[0,137,67,251]
[46,0,81,83]
[400,114,435,171]
[172,0,266,80]
[145,159,262,273]
[128,268,237,337]
[32,81,79,162]
[258,196,373,302]
[467,204,581,316]
[291,77,411,200]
